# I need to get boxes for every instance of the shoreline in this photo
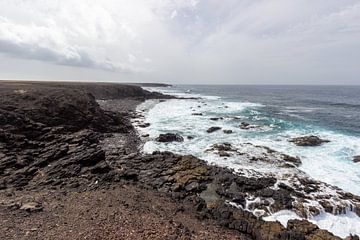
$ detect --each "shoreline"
[0,81,357,239]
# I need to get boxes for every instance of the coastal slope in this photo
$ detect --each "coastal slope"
[0,81,353,239]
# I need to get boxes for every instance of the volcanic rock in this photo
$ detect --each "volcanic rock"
[156,133,184,143]
[207,127,222,133]
[223,130,233,134]
[289,136,330,146]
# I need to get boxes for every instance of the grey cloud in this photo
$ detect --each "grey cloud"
[0,0,359,84]
[0,40,122,71]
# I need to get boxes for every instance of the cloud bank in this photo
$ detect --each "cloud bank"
[0,0,359,84]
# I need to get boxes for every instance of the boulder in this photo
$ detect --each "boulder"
[156,133,184,143]
[353,156,360,163]
[207,127,221,133]
[289,136,330,146]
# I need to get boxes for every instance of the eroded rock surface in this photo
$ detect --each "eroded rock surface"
[289,136,330,146]
[156,133,184,143]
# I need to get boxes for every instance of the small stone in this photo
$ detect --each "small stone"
[20,202,43,212]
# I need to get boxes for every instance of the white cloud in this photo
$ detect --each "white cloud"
[0,0,359,84]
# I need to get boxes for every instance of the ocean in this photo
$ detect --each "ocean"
[137,85,360,237]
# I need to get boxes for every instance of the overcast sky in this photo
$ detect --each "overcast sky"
[0,0,359,84]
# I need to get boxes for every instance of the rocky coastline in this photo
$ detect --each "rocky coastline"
[0,81,358,239]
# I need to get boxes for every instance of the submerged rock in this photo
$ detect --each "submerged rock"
[223,130,233,134]
[156,133,184,143]
[210,117,223,121]
[289,135,330,146]
[207,127,222,133]
[239,122,261,130]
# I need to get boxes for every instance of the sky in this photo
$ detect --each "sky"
[0,0,359,85]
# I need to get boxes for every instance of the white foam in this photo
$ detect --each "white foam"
[264,210,360,238]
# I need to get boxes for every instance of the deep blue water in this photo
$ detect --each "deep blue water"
[174,85,360,136]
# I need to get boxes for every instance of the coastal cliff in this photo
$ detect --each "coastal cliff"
[0,81,356,239]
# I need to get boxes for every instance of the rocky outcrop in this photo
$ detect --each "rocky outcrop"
[239,122,261,130]
[116,151,343,239]
[156,133,184,143]
[289,136,330,146]
[0,87,136,190]
[207,127,222,133]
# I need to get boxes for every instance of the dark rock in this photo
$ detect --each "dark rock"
[239,122,250,129]
[156,133,184,143]
[239,122,260,130]
[223,130,233,134]
[289,135,330,146]
[207,127,221,133]
[219,151,230,157]
[210,143,234,152]
[353,156,360,163]
[138,123,150,128]
[210,117,223,121]
[191,113,203,116]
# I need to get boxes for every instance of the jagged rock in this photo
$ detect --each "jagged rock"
[156,133,184,143]
[138,123,150,128]
[207,127,222,133]
[239,122,261,130]
[219,151,230,157]
[210,143,234,152]
[286,220,341,239]
[289,136,330,146]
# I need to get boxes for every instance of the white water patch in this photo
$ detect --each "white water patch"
[248,130,360,195]
[264,210,360,238]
